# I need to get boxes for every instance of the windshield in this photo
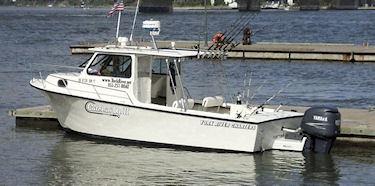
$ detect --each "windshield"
[87,54,132,78]
[78,56,93,68]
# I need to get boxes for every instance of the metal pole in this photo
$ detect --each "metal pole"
[116,11,121,39]
[173,59,186,111]
[130,0,140,41]
[204,0,208,47]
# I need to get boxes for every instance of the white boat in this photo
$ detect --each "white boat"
[261,1,280,9]
[30,20,341,153]
[224,0,238,9]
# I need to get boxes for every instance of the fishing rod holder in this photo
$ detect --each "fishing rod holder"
[197,50,226,60]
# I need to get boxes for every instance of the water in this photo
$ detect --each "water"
[1,7,375,184]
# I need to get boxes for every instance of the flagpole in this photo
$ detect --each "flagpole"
[116,11,121,39]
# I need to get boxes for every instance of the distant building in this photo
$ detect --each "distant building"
[335,0,359,9]
[300,0,320,10]
[361,0,375,6]
[139,0,173,13]
[237,0,261,11]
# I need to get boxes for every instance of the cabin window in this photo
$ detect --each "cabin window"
[87,54,132,78]
[152,58,167,75]
[152,58,180,75]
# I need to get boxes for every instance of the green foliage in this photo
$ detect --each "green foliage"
[174,0,205,7]
[174,0,229,7]
[214,0,225,6]
[0,0,343,7]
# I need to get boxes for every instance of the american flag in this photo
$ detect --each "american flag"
[107,1,125,17]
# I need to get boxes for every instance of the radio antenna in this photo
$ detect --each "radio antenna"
[130,0,140,41]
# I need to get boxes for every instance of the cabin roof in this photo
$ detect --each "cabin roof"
[89,45,198,58]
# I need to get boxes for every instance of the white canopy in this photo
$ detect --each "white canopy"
[90,45,198,58]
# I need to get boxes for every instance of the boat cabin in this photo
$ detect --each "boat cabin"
[82,46,200,110]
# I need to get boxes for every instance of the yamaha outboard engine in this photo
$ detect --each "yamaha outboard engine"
[301,106,341,153]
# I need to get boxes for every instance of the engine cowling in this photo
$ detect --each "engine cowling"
[301,106,341,153]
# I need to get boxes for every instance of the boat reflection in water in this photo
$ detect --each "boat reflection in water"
[302,153,340,185]
[45,133,340,185]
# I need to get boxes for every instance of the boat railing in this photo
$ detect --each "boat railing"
[40,73,133,104]
[31,63,133,104]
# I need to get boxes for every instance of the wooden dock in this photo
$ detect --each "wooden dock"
[265,105,375,137]
[70,41,375,62]
[9,105,375,140]
[9,106,60,129]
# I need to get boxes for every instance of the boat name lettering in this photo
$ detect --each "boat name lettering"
[85,101,129,118]
[200,120,256,130]
[231,123,257,130]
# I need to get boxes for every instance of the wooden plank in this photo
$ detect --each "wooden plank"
[70,41,375,62]
[9,105,56,119]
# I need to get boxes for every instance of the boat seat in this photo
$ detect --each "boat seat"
[172,99,195,109]
[202,96,224,112]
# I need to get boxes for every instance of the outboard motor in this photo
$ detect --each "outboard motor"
[301,106,341,153]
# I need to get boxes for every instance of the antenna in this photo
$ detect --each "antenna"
[142,20,160,49]
[129,0,140,42]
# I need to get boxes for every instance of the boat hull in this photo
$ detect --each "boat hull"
[42,90,303,153]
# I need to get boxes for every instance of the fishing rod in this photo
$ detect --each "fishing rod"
[251,25,267,36]
[220,12,259,46]
[247,79,268,105]
[249,82,293,116]
[207,16,244,50]
[222,24,267,51]
[207,13,250,50]
[218,13,259,51]
[209,12,254,50]
[245,72,252,105]
[209,12,257,50]
[219,12,257,43]
[218,24,258,51]
[219,15,252,50]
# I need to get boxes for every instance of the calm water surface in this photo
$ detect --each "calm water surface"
[0,7,374,185]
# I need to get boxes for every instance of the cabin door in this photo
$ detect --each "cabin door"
[135,56,152,104]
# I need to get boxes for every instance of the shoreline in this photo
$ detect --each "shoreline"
[0,5,233,10]
[1,5,374,10]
